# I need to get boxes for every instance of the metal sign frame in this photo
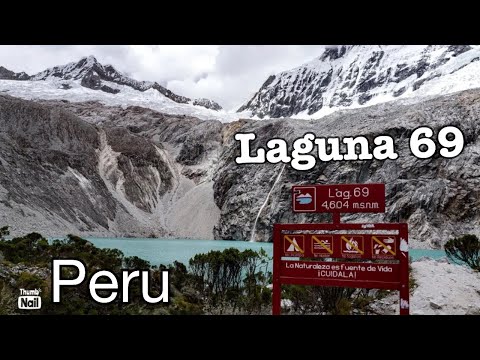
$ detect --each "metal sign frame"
[272,222,409,315]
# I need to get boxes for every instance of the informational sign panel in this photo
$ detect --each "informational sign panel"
[281,233,399,260]
[292,184,386,213]
[273,222,409,315]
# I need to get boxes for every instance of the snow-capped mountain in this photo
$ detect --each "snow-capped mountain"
[0,56,235,121]
[193,98,223,111]
[29,55,197,104]
[0,66,29,80]
[239,45,480,118]
[2,48,480,249]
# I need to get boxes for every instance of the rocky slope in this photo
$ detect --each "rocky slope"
[0,95,221,238]
[218,88,480,248]
[0,86,479,248]
[0,66,29,80]
[239,45,480,119]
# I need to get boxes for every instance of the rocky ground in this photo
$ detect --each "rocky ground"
[0,95,223,239]
[370,258,480,315]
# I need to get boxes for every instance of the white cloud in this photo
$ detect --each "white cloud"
[0,45,325,111]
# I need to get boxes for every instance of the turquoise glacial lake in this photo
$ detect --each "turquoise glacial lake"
[85,238,447,268]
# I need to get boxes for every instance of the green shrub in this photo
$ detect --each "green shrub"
[189,247,271,314]
[0,226,9,240]
[0,228,171,315]
[444,234,480,271]
[17,272,45,290]
[283,285,361,315]
[124,256,151,269]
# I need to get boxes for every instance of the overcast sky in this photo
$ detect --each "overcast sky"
[0,45,324,110]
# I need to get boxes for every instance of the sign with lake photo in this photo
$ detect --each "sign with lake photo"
[292,184,386,213]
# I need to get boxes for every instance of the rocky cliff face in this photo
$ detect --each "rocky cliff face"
[0,95,180,237]
[0,86,479,248]
[0,95,223,239]
[239,45,480,118]
[219,89,480,248]
[193,98,223,111]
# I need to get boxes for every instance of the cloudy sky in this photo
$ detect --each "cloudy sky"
[0,45,324,110]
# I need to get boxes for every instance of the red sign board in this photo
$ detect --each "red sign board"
[273,222,409,315]
[292,184,386,213]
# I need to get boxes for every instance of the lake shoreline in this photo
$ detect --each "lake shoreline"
[83,237,448,269]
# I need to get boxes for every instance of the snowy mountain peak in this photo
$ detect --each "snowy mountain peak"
[319,45,352,61]
[31,55,104,81]
[0,66,30,80]
[0,56,237,121]
[84,55,97,62]
[239,45,480,119]
[0,56,224,112]
[193,98,222,111]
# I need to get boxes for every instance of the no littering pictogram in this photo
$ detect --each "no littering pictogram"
[371,235,397,259]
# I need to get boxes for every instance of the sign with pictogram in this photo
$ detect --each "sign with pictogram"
[292,187,316,212]
[371,235,397,259]
[311,235,334,257]
[272,221,409,316]
[283,234,305,257]
[273,184,409,315]
[340,235,364,258]
[292,184,385,213]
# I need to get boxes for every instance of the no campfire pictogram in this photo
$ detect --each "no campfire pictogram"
[340,235,364,258]
[283,235,305,257]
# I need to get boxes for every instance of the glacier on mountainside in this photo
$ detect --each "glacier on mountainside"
[240,45,480,119]
[0,78,249,122]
